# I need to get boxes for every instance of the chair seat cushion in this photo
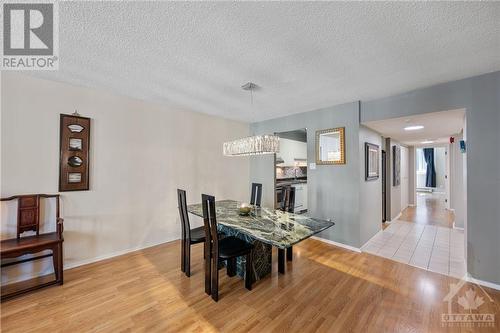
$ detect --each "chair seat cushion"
[218,236,253,259]
[189,226,206,243]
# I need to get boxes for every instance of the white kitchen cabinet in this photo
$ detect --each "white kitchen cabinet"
[277,138,307,166]
[292,183,308,213]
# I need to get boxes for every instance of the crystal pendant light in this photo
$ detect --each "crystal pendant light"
[223,134,279,156]
[223,83,280,156]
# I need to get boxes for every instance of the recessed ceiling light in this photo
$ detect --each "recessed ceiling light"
[421,140,434,144]
[404,125,424,131]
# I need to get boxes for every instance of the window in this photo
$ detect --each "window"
[416,148,426,173]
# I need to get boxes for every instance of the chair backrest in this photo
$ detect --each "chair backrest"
[177,189,191,240]
[279,186,295,213]
[0,194,60,239]
[201,194,219,255]
[250,183,262,207]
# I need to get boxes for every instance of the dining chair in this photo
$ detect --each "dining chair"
[202,194,254,302]
[177,189,206,277]
[279,186,295,263]
[280,186,295,213]
[250,183,262,207]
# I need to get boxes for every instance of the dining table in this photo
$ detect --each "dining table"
[187,200,335,280]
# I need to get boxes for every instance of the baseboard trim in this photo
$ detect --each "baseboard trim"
[360,229,383,250]
[467,275,500,291]
[311,236,361,253]
[64,238,177,270]
[3,237,178,286]
[452,222,464,231]
[387,212,402,223]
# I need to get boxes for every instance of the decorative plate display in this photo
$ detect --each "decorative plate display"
[68,156,83,167]
[60,114,90,191]
[68,124,84,133]
[69,138,83,151]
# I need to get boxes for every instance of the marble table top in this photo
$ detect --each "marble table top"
[187,200,334,249]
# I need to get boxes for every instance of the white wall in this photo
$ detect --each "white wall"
[408,146,416,205]
[400,146,409,211]
[1,72,250,284]
[434,147,446,191]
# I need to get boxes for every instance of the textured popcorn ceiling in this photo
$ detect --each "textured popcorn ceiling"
[33,2,500,122]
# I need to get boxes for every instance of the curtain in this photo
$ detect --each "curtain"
[423,148,436,187]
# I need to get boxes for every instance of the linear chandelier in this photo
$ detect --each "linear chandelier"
[223,134,280,156]
[223,82,280,157]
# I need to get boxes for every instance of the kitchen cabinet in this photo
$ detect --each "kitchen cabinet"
[292,183,307,213]
[276,138,307,166]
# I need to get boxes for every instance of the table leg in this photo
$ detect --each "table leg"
[287,246,293,261]
[278,248,285,274]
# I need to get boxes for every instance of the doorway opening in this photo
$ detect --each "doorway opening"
[401,146,454,228]
[361,109,467,278]
[274,129,308,214]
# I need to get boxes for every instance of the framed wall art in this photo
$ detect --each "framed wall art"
[365,143,379,181]
[392,145,401,186]
[59,113,90,191]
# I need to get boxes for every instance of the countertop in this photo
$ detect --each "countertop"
[276,178,307,187]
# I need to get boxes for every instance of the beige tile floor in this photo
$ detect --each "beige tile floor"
[362,220,466,278]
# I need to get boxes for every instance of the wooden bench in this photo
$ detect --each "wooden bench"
[1,194,64,301]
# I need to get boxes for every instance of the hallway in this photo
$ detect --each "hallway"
[364,191,465,278]
[363,220,466,278]
[400,192,455,228]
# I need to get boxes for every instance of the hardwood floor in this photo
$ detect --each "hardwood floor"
[400,192,455,228]
[2,239,499,332]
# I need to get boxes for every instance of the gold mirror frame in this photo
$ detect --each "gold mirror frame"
[315,127,346,165]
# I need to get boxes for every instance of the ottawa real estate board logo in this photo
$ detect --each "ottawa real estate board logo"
[2,2,59,70]
[442,277,495,328]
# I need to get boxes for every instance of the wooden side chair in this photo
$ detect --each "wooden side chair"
[0,194,64,301]
[250,183,262,207]
[177,189,206,277]
[202,194,254,302]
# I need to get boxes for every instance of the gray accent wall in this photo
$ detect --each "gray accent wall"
[250,102,362,247]
[361,71,500,284]
[450,133,466,229]
[359,126,383,245]
[389,139,402,220]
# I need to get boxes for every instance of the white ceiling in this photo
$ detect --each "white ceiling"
[363,109,465,146]
[32,2,500,122]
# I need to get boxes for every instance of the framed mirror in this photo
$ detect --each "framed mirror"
[365,143,379,180]
[316,127,345,165]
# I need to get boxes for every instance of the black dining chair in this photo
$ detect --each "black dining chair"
[279,186,295,263]
[177,189,206,277]
[250,183,262,207]
[202,194,254,302]
[280,186,295,213]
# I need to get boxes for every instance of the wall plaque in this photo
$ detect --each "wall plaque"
[59,114,90,191]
